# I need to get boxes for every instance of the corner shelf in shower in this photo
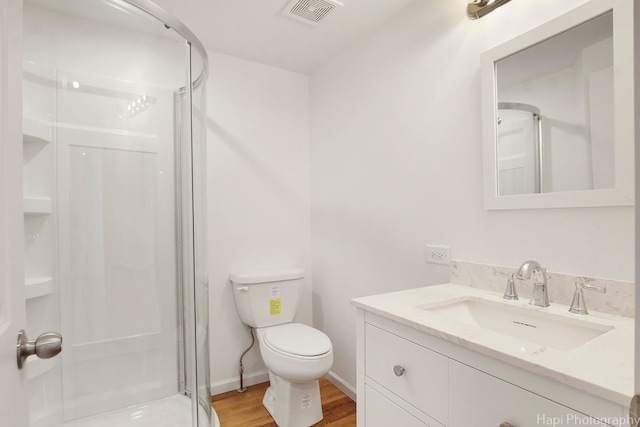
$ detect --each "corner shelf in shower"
[23,197,53,215]
[23,117,52,145]
[24,277,54,300]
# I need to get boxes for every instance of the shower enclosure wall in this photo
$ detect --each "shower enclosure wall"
[22,1,214,426]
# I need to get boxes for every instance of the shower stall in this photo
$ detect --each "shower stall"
[496,102,542,196]
[21,0,216,426]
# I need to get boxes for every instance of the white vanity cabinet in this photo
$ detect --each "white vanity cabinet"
[356,309,628,427]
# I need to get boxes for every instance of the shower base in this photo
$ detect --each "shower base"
[55,394,219,427]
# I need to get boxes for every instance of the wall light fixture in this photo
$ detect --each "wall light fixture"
[467,0,511,20]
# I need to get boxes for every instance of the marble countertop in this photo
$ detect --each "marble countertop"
[351,283,634,407]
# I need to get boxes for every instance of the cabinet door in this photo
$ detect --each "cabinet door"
[449,361,610,427]
[365,385,429,427]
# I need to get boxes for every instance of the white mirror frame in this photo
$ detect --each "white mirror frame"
[482,0,634,210]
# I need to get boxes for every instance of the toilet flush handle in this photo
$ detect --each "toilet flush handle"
[237,286,249,293]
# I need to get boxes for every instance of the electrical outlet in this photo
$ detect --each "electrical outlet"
[425,245,450,265]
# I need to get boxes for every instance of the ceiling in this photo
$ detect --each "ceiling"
[148,0,416,74]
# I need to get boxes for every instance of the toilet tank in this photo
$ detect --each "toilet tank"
[230,268,304,328]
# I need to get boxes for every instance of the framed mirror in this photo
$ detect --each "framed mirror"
[481,0,634,210]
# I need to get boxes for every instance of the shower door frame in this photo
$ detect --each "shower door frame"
[174,44,212,424]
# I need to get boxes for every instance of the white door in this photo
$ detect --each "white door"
[635,2,640,424]
[0,0,29,425]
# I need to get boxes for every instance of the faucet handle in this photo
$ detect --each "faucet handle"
[569,281,606,315]
[502,273,519,301]
[577,281,606,293]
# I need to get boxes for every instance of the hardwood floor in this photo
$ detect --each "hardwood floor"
[212,378,356,427]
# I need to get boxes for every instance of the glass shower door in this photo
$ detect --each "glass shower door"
[55,67,183,421]
[22,1,212,426]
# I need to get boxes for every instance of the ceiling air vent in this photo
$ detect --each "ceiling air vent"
[282,0,343,26]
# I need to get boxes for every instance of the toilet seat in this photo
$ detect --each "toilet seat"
[263,323,331,357]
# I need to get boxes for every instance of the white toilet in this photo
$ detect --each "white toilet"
[230,269,334,427]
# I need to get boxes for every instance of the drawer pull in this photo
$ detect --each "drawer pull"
[393,365,405,376]
[500,423,514,427]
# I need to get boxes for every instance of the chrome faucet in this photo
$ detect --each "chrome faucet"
[515,260,549,307]
[569,281,606,315]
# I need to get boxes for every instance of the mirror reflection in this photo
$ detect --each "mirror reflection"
[495,11,613,196]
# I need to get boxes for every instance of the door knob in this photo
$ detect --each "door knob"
[16,329,63,369]
[393,365,405,376]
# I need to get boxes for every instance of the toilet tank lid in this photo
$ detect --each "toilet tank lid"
[230,268,304,284]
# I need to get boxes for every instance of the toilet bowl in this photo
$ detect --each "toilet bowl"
[257,323,333,426]
[230,269,334,427]
[257,324,333,382]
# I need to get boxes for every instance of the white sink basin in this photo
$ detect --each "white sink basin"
[420,297,613,351]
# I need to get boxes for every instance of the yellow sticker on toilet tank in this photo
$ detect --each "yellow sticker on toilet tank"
[270,299,281,315]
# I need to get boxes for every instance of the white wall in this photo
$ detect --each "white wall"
[205,51,312,392]
[309,0,634,390]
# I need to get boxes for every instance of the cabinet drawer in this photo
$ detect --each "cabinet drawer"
[365,385,428,427]
[365,324,448,425]
[449,360,613,427]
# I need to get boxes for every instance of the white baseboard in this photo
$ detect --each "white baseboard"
[325,370,356,401]
[210,370,270,396]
